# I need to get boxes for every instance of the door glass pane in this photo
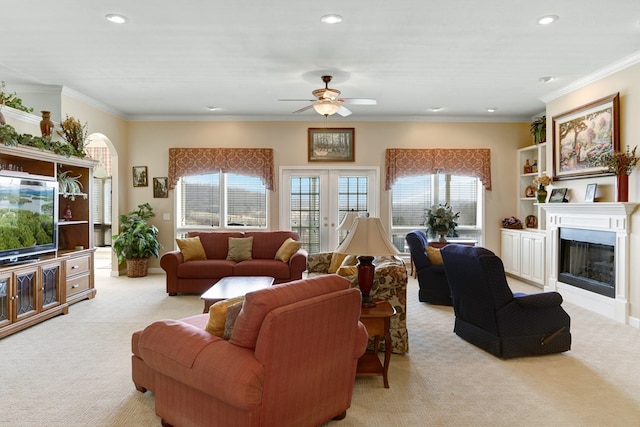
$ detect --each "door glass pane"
[337,176,369,221]
[290,176,320,254]
[16,272,35,316]
[0,278,8,322]
[42,266,59,306]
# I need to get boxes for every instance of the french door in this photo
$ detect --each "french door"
[280,168,378,253]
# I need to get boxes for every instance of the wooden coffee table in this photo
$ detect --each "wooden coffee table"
[201,276,275,313]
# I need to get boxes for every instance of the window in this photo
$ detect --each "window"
[391,174,482,252]
[177,172,267,231]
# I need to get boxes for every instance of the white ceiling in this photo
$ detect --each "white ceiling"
[2,1,640,121]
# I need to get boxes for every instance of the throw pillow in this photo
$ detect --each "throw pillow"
[328,253,349,274]
[226,237,254,262]
[274,237,302,262]
[176,236,207,261]
[223,300,244,340]
[426,246,443,265]
[341,254,358,266]
[205,296,245,337]
[336,265,358,276]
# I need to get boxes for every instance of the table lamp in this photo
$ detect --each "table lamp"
[336,210,359,244]
[335,216,399,307]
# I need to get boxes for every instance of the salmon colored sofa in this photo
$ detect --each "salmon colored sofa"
[160,230,307,295]
[131,275,368,427]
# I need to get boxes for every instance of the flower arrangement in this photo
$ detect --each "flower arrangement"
[532,175,552,187]
[588,145,639,176]
[57,115,88,158]
[424,203,459,238]
[502,216,523,229]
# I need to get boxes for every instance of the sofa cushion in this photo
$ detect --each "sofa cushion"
[426,246,444,265]
[188,231,244,259]
[227,237,254,262]
[337,265,358,276]
[245,231,299,260]
[328,253,348,273]
[205,296,246,337]
[230,275,349,349]
[176,236,207,261]
[233,259,292,279]
[177,259,235,279]
[274,237,302,262]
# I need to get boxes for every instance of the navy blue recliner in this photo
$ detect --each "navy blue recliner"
[440,244,571,358]
[405,230,452,305]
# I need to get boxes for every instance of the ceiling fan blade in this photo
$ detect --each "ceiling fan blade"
[337,105,352,117]
[341,98,377,105]
[279,98,316,102]
[292,104,314,114]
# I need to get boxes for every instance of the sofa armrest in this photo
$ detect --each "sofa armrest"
[514,292,563,309]
[138,320,265,411]
[306,252,333,274]
[288,248,308,279]
[160,250,184,274]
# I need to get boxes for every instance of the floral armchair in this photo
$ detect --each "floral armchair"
[307,252,408,354]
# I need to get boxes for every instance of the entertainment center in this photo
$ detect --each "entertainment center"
[0,144,97,339]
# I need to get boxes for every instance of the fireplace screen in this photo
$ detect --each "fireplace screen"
[559,228,615,298]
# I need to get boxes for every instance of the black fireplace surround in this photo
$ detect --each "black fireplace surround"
[559,228,615,298]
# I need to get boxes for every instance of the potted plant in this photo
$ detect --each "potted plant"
[530,116,546,144]
[424,203,459,242]
[588,145,639,202]
[112,203,161,277]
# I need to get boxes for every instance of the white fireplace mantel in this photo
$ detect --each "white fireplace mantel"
[541,202,639,324]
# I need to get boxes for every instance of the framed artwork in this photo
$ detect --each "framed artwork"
[549,188,568,203]
[524,185,536,198]
[153,177,169,198]
[584,183,597,203]
[132,166,148,187]
[525,215,537,228]
[552,93,619,180]
[308,128,355,162]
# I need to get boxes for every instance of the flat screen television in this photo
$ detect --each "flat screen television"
[0,174,57,265]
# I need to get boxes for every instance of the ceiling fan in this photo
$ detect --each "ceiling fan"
[279,75,377,117]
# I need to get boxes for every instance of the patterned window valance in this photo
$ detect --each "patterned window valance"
[168,148,275,191]
[385,148,492,190]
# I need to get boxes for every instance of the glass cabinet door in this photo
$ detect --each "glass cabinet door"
[15,268,37,321]
[0,274,11,328]
[41,263,61,310]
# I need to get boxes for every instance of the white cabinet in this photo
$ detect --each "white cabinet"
[517,143,547,230]
[501,229,545,286]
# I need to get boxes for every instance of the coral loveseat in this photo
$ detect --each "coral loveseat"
[131,275,368,427]
[160,231,307,295]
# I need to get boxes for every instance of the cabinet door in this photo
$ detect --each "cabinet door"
[0,273,11,328]
[520,234,534,280]
[501,230,520,275]
[14,267,38,321]
[40,262,62,310]
[520,233,545,285]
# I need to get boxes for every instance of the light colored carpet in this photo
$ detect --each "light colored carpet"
[2,256,640,426]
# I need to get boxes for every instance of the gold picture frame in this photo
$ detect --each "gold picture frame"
[132,166,148,187]
[308,128,355,162]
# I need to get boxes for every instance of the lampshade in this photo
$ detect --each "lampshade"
[335,217,399,256]
[336,210,359,231]
[313,100,340,116]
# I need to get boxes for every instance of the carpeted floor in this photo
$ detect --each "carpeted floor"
[2,253,640,426]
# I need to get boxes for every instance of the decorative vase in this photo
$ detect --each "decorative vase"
[438,232,447,243]
[616,174,629,202]
[40,110,54,137]
[536,184,548,203]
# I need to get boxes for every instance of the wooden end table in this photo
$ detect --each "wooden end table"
[201,276,274,313]
[357,300,396,388]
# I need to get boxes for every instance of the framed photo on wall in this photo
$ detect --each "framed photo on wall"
[308,128,355,162]
[552,93,619,180]
[153,177,169,198]
[132,166,148,187]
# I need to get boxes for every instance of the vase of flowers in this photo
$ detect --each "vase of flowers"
[533,175,552,203]
[57,115,89,158]
[502,216,523,229]
[588,146,639,202]
[424,203,459,242]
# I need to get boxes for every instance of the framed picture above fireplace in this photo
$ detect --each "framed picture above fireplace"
[552,92,619,180]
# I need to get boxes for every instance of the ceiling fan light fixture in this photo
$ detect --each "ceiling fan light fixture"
[313,101,341,116]
[320,14,343,24]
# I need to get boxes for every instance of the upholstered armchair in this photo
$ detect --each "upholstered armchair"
[440,244,571,359]
[405,230,452,305]
[306,253,408,354]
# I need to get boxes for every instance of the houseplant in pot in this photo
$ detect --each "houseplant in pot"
[112,203,161,277]
[530,115,546,144]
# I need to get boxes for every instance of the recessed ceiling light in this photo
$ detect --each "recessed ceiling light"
[206,106,221,112]
[320,14,343,24]
[538,76,556,83]
[105,13,128,24]
[487,107,498,113]
[537,15,558,25]
[429,107,444,112]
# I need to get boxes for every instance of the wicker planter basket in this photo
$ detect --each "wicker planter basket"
[502,224,523,230]
[126,258,149,278]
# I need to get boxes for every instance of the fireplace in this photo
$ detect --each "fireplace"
[559,228,615,298]
[542,202,639,324]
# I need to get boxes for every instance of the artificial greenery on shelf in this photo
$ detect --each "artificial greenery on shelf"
[0,81,34,114]
[0,123,86,157]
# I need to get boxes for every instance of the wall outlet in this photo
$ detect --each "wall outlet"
[162,212,170,221]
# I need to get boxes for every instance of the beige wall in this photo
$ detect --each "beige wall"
[545,62,640,321]
[124,120,529,269]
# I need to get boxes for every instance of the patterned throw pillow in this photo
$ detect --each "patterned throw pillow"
[223,301,244,340]
[226,237,254,262]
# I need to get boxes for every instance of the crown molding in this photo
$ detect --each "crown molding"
[61,86,127,119]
